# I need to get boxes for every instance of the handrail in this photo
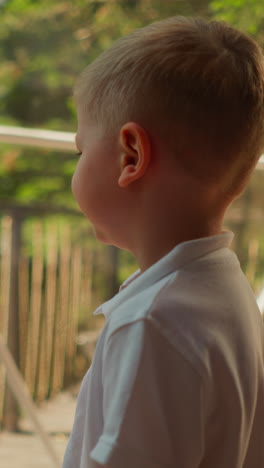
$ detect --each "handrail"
[0,125,264,168]
[0,125,75,152]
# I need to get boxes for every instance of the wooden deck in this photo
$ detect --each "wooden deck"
[0,386,78,468]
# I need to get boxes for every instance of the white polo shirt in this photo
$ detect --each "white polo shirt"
[63,232,264,468]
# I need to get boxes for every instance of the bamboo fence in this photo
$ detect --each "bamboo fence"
[0,215,93,428]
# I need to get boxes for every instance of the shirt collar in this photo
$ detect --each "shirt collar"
[94,231,234,318]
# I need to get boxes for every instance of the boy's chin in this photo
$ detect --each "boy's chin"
[92,225,114,245]
[92,225,127,250]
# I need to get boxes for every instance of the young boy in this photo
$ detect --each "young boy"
[63,16,264,468]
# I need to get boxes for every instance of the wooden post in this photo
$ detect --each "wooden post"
[18,255,29,376]
[25,222,44,396]
[36,223,58,401]
[246,238,259,288]
[50,225,71,394]
[106,245,120,298]
[80,247,92,323]
[0,216,12,423]
[233,187,252,270]
[3,215,22,431]
[63,245,82,386]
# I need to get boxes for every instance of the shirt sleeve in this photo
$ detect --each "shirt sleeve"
[90,318,204,468]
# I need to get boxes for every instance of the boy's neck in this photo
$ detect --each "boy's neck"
[130,210,225,273]
[123,161,229,272]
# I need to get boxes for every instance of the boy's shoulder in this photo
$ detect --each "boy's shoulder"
[149,255,263,377]
[101,234,263,374]
[98,232,263,376]
[103,232,239,333]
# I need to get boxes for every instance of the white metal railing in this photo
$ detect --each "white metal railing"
[1,125,264,168]
[0,125,75,151]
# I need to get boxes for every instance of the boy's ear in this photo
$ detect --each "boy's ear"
[118,122,151,188]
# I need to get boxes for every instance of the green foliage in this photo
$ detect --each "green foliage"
[0,0,212,128]
[210,0,264,36]
[0,144,77,207]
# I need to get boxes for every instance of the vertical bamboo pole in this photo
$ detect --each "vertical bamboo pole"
[106,246,120,298]
[36,223,58,401]
[3,215,22,431]
[64,245,82,385]
[51,223,71,394]
[80,248,92,315]
[19,255,29,376]
[246,238,259,288]
[0,216,12,424]
[25,222,44,396]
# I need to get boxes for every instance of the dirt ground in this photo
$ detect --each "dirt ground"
[0,387,78,468]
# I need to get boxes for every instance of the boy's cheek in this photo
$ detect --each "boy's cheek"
[71,166,99,221]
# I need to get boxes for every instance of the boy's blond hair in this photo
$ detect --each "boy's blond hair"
[75,16,264,197]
